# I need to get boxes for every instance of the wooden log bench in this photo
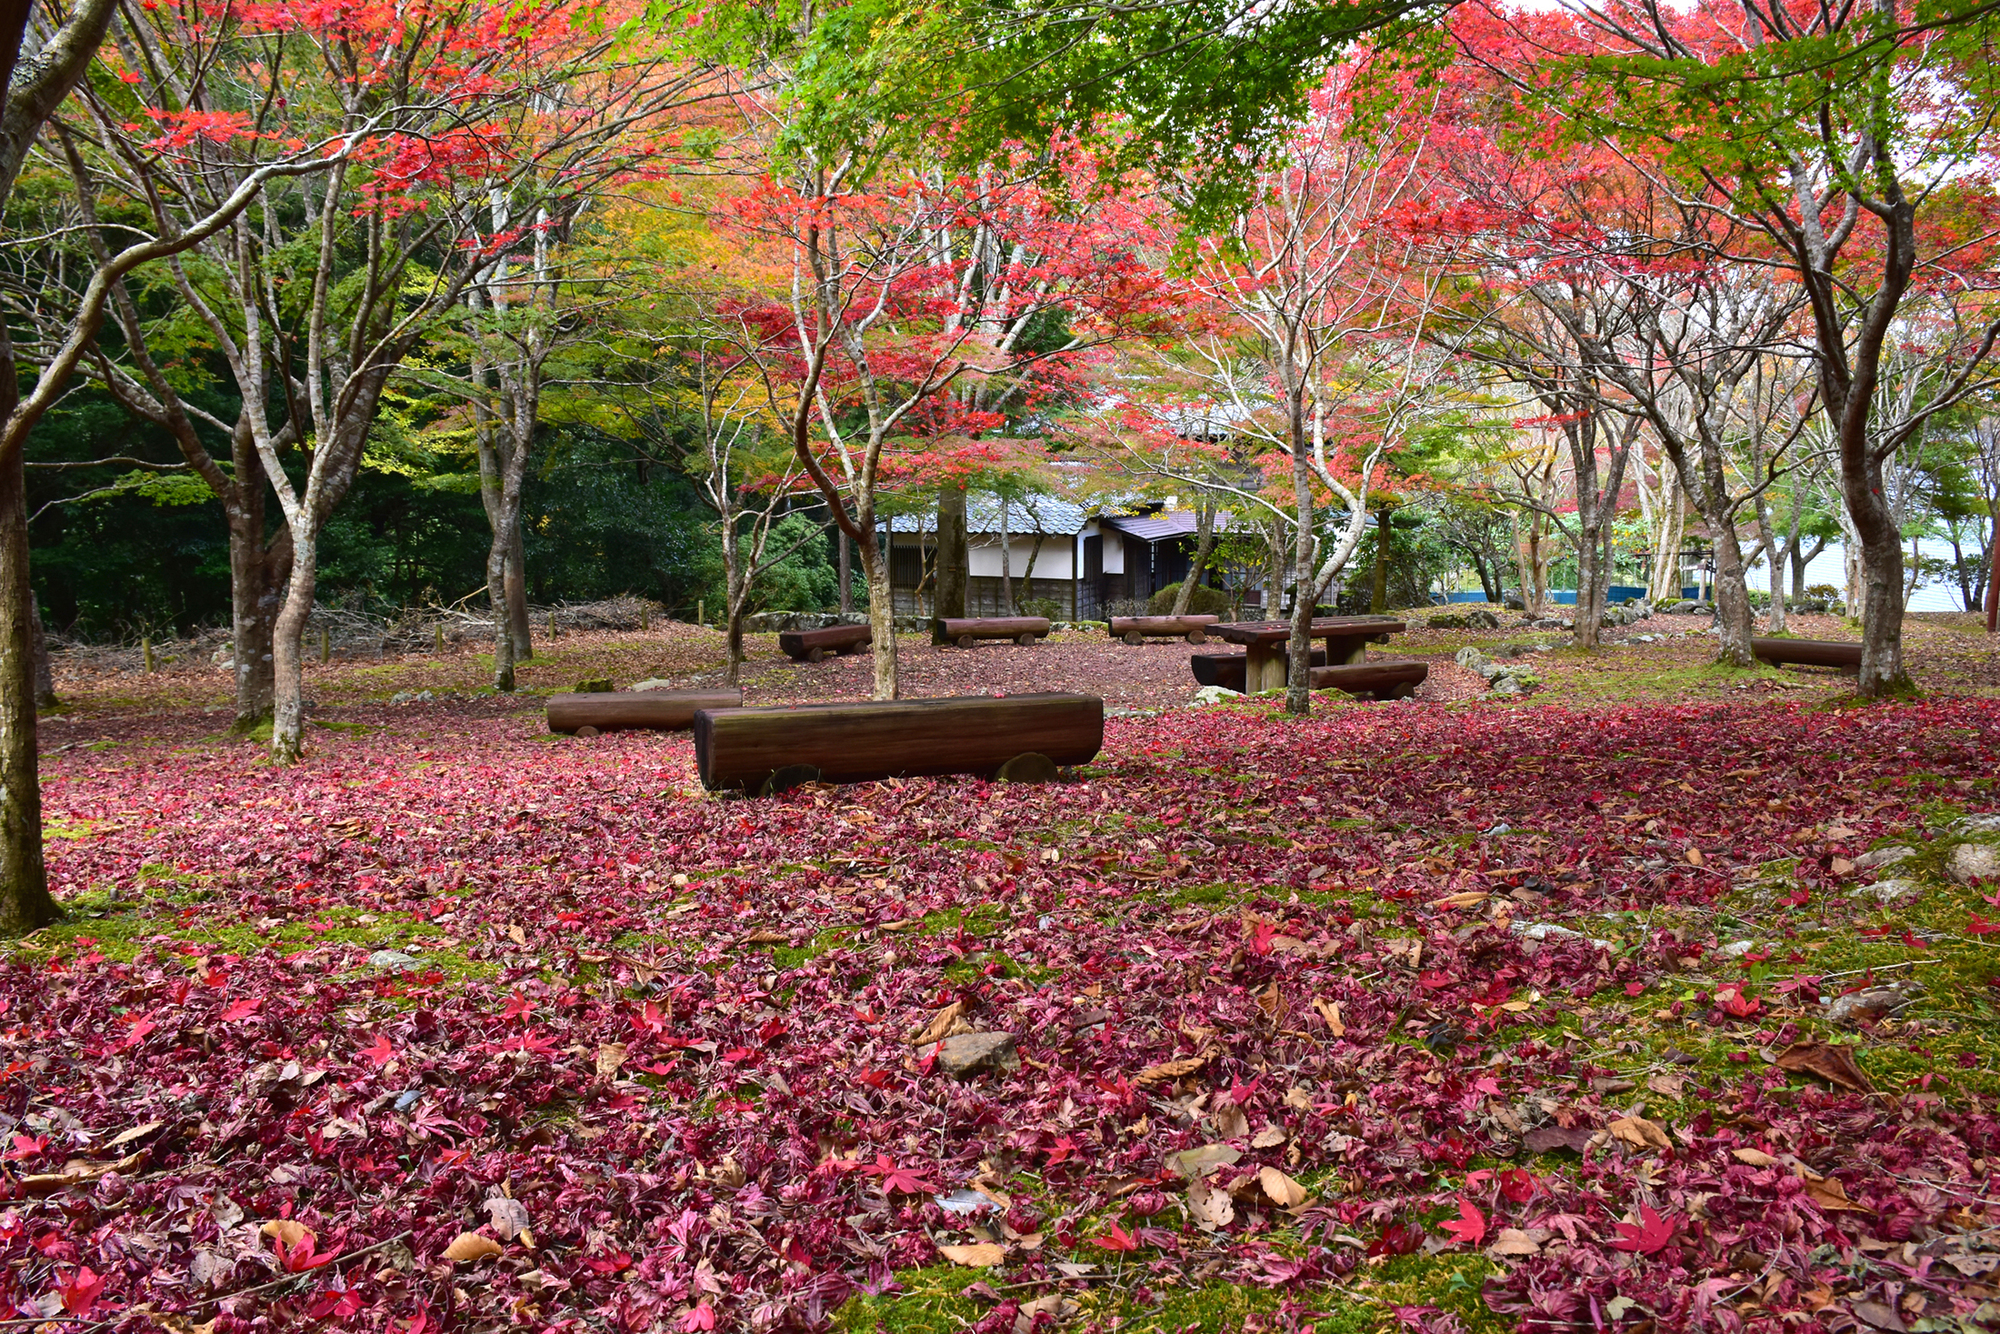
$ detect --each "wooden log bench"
[935,616,1051,649]
[1190,648,1327,692]
[548,687,741,736]
[1110,614,1219,645]
[693,692,1103,793]
[1310,658,1429,699]
[778,623,871,662]
[1751,637,1862,676]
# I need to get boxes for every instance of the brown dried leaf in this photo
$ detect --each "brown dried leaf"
[1486,1228,1543,1257]
[911,1001,966,1046]
[1522,1124,1597,1154]
[1257,1166,1308,1209]
[1256,981,1282,1020]
[595,1042,628,1078]
[1804,1176,1871,1214]
[483,1196,532,1241]
[1187,1176,1234,1229]
[1311,998,1345,1036]
[442,1232,505,1263]
[1134,1054,1209,1084]
[1645,1071,1687,1098]
[1437,890,1490,909]
[1607,1116,1671,1151]
[1774,1040,1875,1093]
[1685,848,1704,867]
[1732,1148,1777,1167]
[1250,1125,1288,1150]
[507,924,527,946]
[937,1242,1007,1267]
[741,928,788,944]
[1165,1143,1241,1179]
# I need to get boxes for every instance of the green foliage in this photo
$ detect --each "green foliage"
[1146,581,1228,615]
[750,512,840,612]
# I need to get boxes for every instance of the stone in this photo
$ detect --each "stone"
[995,753,1058,784]
[1188,685,1240,706]
[1426,613,1470,629]
[1850,877,1921,905]
[628,678,677,692]
[572,678,613,693]
[1510,920,1613,949]
[937,1032,1018,1078]
[368,950,421,971]
[1454,647,1491,671]
[1949,843,2000,885]
[1959,813,2000,834]
[1716,939,1757,957]
[1851,845,1915,873]
[1824,986,1918,1025]
[1488,676,1524,697]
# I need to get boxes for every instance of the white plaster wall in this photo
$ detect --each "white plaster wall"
[1100,534,1124,575]
[969,535,1075,580]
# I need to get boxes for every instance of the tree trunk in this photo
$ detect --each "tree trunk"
[1756,496,1786,633]
[934,486,967,641]
[506,527,531,662]
[269,534,317,764]
[1171,500,1218,616]
[1710,521,1755,667]
[1266,520,1288,618]
[0,434,54,935]
[838,527,852,614]
[1574,518,1604,650]
[1368,509,1391,614]
[721,515,745,685]
[1985,508,1998,632]
[1285,427,1316,717]
[487,523,517,692]
[859,529,898,699]
[28,592,53,710]
[998,496,1013,615]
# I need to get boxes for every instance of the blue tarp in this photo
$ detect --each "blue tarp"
[1444,586,1698,605]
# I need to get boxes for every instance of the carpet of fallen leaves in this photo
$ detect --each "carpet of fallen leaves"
[8,617,2000,1334]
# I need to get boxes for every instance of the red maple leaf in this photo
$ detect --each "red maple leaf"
[1438,1197,1486,1246]
[1091,1222,1140,1252]
[1611,1205,1679,1254]
[220,998,261,1021]
[57,1266,106,1316]
[359,1034,397,1067]
[860,1154,938,1195]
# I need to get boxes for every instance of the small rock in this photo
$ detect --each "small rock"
[1510,921,1612,949]
[368,950,420,971]
[1488,676,1524,697]
[1716,939,1757,957]
[1851,877,1921,905]
[1824,986,1919,1025]
[937,1032,1018,1078]
[628,678,676,692]
[1455,647,1492,671]
[573,678,613,694]
[1852,845,1915,873]
[1188,685,1240,706]
[1959,814,2000,835]
[1949,843,2000,885]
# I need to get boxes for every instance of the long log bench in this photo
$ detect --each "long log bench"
[1110,614,1219,645]
[1310,658,1428,699]
[1751,637,1862,675]
[935,616,1051,649]
[1190,648,1327,691]
[693,693,1103,793]
[778,623,871,662]
[548,687,742,736]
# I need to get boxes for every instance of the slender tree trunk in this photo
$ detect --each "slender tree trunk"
[1368,509,1391,614]
[1266,521,1288,618]
[269,535,317,764]
[1985,508,1998,632]
[1710,522,1755,667]
[859,529,898,699]
[486,527,516,691]
[721,516,745,685]
[1285,412,1316,717]
[28,592,52,709]
[0,436,51,935]
[1171,499,1218,616]
[999,496,1013,615]
[1760,498,1787,634]
[838,528,852,614]
[1574,519,1603,650]
[506,528,531,662]
[934,487,966,641]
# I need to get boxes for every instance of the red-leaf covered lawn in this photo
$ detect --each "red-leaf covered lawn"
[8,629,2000,1333]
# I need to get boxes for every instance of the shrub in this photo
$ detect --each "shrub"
[1016,596,1060,620]
[1146,582,1230,616]
[1805,583,1840,601]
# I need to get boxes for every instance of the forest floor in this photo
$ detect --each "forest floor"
[8,610,2000,1334]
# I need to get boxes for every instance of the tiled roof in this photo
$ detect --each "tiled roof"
[885,495,1090,535]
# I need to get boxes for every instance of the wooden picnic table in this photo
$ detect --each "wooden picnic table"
[1207,617,1407,693]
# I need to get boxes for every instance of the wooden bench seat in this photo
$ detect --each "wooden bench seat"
[1190,648,1326,691]
[1110,615,1219,645]
[778,623,871,662]
[548,687,741,735]
[692,693,1103,793]
[1751,637,1861,675]
[1309,658,1428,699]
[935,616,1051,649]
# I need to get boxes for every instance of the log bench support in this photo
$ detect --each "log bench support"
[1110,615,1219,646]
[935,616,1052,649]
[1310,659,1428,700]
[779,623,872,663]
[1751,637,1863,676]
[548,687,742,735]
[1190,649,1327,692]
[693,693,1103,793]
